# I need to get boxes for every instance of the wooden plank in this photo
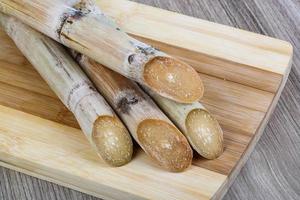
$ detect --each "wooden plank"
[0,30,27,66]
[133,36,284,93]
[0,61,56,98]
[0,0,293,199]
[0,105,226,200]
[214,57,293,200]
[200,74,274,113]
[0,81,78,129]
[99,0,292,75]
[98,0,292,92]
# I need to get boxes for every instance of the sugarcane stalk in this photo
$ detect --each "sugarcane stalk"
[145,89,224,159]
[0,13,133,167]
[0,0,204,103]
[71,51,193,172]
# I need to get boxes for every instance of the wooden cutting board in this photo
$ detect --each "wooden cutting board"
[0,0,293,199]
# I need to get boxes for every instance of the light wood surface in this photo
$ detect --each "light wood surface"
[0,0,298,200]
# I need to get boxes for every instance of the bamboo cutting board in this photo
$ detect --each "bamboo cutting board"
[0,0,293,199]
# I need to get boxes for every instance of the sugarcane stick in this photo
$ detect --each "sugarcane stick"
[71,52,193,172]
[0,0,204,103]
[0,14,133,167]
[145,89,224,159]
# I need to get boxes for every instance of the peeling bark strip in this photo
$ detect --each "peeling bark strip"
[72,52,193,172]
[55,10,78,39]
[0,14,133,167]
[56,0,92,38]
[0,0,204,103]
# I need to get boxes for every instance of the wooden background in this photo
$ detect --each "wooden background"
[0,0,299,199]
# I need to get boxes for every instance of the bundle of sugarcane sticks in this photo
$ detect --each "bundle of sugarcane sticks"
[0,0,224,172]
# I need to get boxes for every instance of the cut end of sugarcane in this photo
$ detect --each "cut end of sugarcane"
[92,116,133,167]
[143,57,204,103]
[137,119,193,172]
[185,109,224,159]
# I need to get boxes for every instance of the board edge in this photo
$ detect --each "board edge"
[211,54,293,200]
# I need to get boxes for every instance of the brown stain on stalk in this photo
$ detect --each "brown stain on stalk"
[77,55,144,115]
[116,95,139,114]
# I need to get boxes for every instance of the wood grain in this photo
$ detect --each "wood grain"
[99,0,292,93]
[0,0,299,200]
